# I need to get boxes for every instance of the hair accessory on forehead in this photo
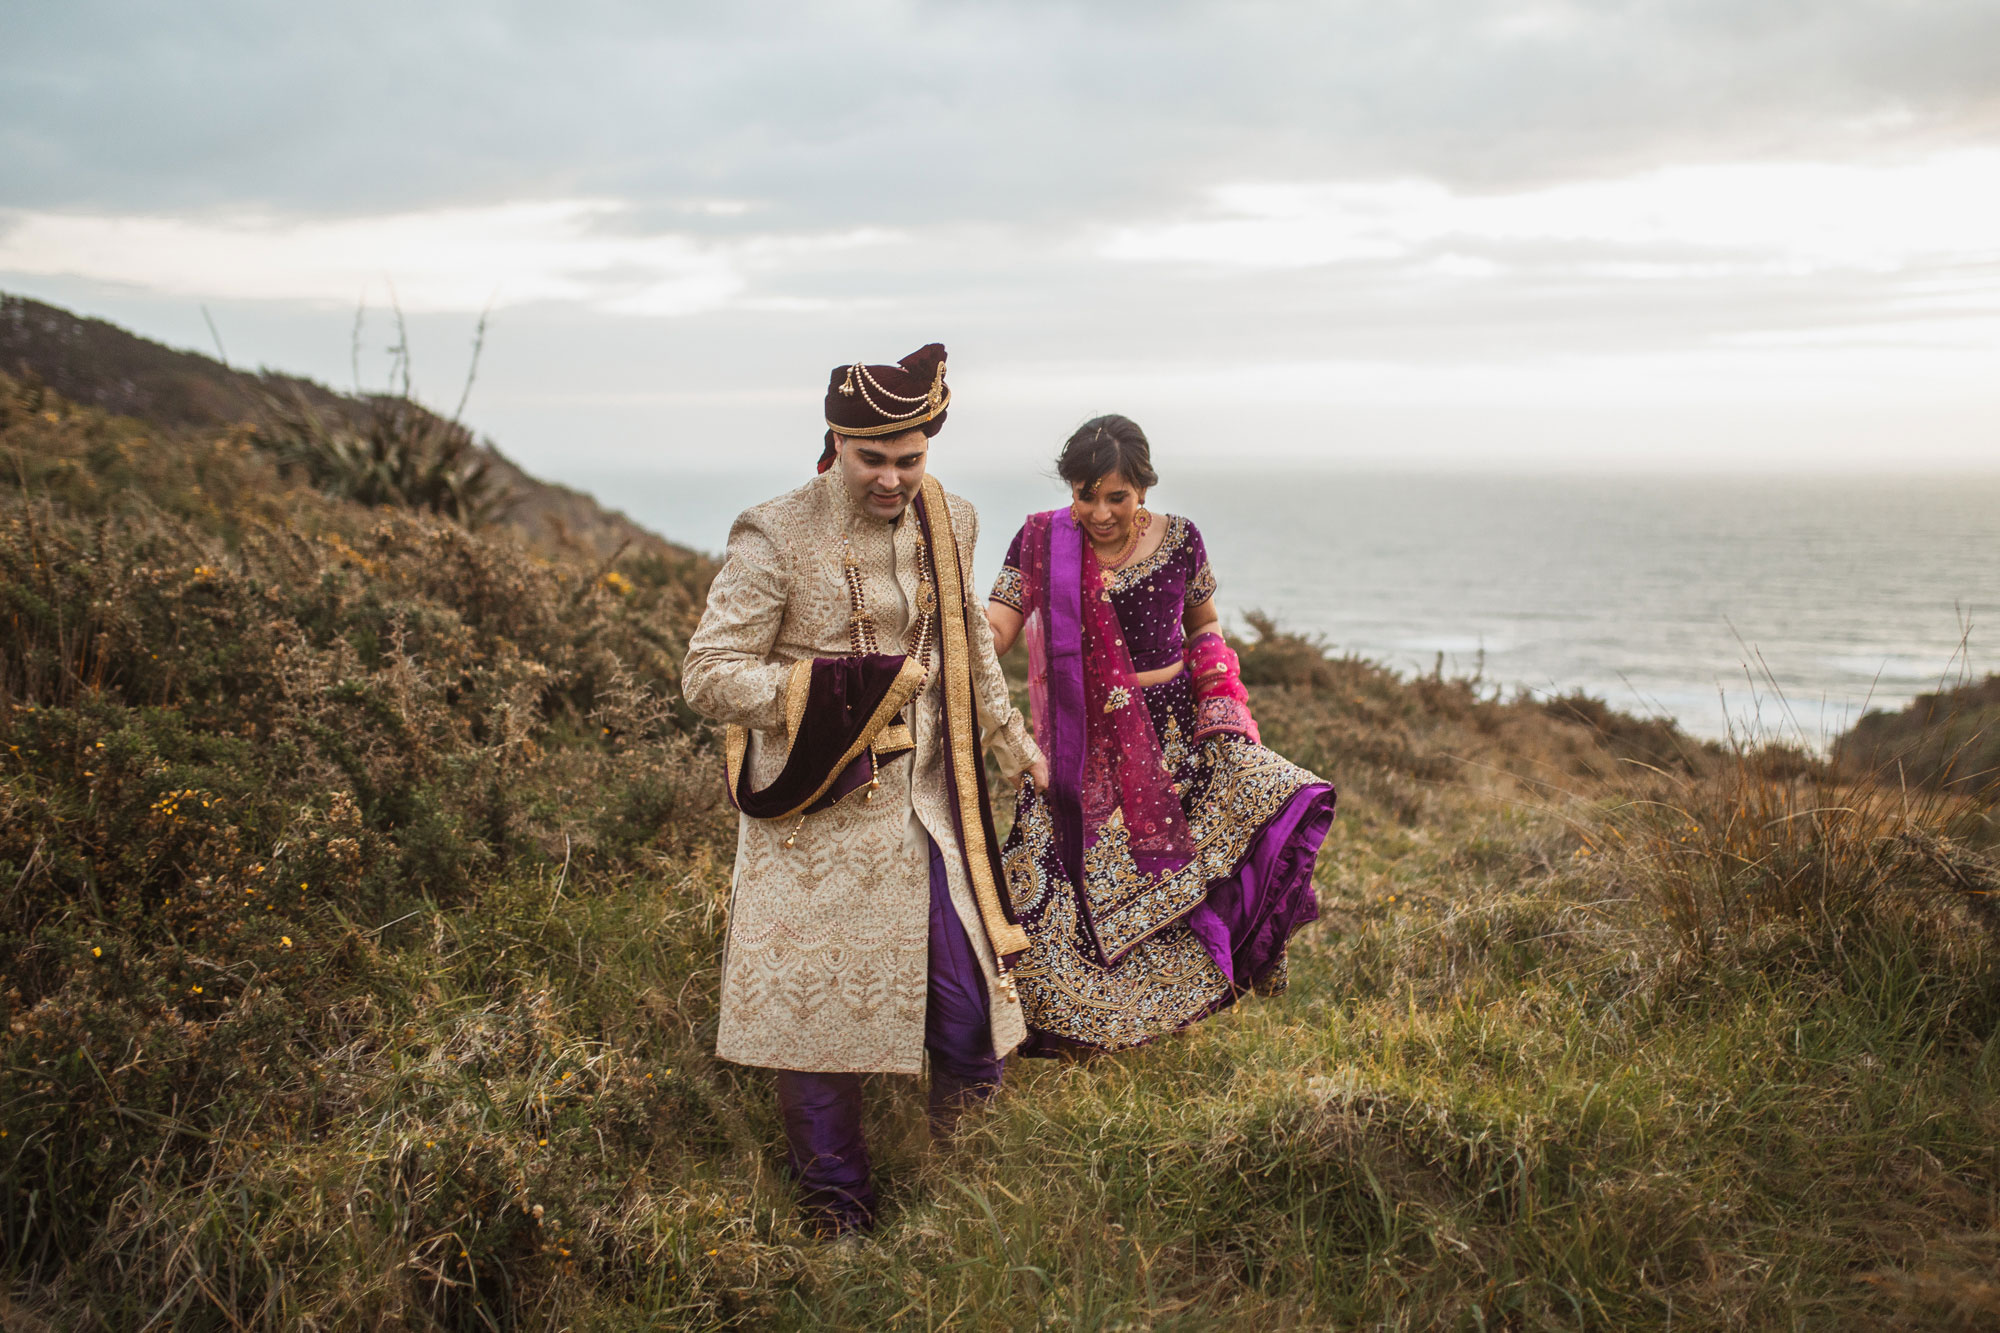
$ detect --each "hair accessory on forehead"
[818,343,952,472]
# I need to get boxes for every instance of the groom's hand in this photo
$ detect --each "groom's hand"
[1028,757,1050,790]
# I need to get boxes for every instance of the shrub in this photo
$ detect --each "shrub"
[257,387,511,529]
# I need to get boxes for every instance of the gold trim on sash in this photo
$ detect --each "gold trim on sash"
[783,658,814,741]
[921,474,1033,958]
[723,725,747,803]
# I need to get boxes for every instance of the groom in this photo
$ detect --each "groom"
[682,343,1046,1235]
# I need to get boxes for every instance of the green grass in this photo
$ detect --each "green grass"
[4,374,1999,1329]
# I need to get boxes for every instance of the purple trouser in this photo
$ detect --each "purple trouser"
[774,836,1003,1234]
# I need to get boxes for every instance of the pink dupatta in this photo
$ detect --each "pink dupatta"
[1015,510,1193,895]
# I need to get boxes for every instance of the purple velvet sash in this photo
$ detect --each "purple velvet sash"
[726,653,917,819]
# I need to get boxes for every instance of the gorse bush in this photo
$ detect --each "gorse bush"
[0,377,745,1324]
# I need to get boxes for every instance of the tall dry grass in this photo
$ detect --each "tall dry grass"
[1604,745,1999,956]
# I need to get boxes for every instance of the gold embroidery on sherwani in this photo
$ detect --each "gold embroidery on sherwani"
[683,467,1040,1074]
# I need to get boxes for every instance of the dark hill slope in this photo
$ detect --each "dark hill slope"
[1,292,693,564]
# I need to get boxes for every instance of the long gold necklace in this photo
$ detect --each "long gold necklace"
[842,530,934,677]
[1093,510,1151,569]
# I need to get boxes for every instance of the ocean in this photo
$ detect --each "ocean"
[582,465,2000,742]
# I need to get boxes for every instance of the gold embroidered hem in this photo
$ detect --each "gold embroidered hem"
[1003,701,1331,1052]
[1070,737,1318,963]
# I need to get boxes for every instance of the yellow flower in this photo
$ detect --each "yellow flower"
[280,936,293,949]
[191,985,203,994]
[538,1138,547,1146]
[91,946,102,957]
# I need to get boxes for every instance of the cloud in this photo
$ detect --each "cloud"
[6,1,2000,222]
[1101,150,2000,276]
[3,1,1998,473]
[0,200,903,314]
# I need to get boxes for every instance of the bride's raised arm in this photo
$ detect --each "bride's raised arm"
[1183,594,1220,645]
[986,600,1023,657]
[985,521,1031,657]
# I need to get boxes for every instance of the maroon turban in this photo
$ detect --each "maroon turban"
[817,343,951,473]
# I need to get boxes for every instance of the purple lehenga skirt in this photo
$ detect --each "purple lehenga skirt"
[1002,670,1335,1055]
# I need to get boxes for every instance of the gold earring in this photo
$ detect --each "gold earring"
[1135,503,1151,533]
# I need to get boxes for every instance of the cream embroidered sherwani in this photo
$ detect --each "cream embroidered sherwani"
[683,468,1041,1074]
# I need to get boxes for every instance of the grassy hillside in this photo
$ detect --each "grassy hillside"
[1838,675,2000,807]
[4,345,2000,1329]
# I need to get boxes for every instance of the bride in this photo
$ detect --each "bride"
[986,415,1336,1054]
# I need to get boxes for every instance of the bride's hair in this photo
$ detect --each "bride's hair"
[1058,414,1158,497]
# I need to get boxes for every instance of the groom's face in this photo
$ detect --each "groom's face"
[834,430,930,522]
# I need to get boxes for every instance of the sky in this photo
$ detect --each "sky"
[5,0,2000,486]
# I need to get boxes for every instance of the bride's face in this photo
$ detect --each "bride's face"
[1071,471,1144,546]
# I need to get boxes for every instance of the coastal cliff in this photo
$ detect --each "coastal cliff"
[3,300,1997,1330]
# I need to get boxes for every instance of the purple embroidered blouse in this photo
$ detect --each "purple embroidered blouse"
[992,515,1218,673]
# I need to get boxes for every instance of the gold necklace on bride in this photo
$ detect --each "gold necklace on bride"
[1093,507,1152,569]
